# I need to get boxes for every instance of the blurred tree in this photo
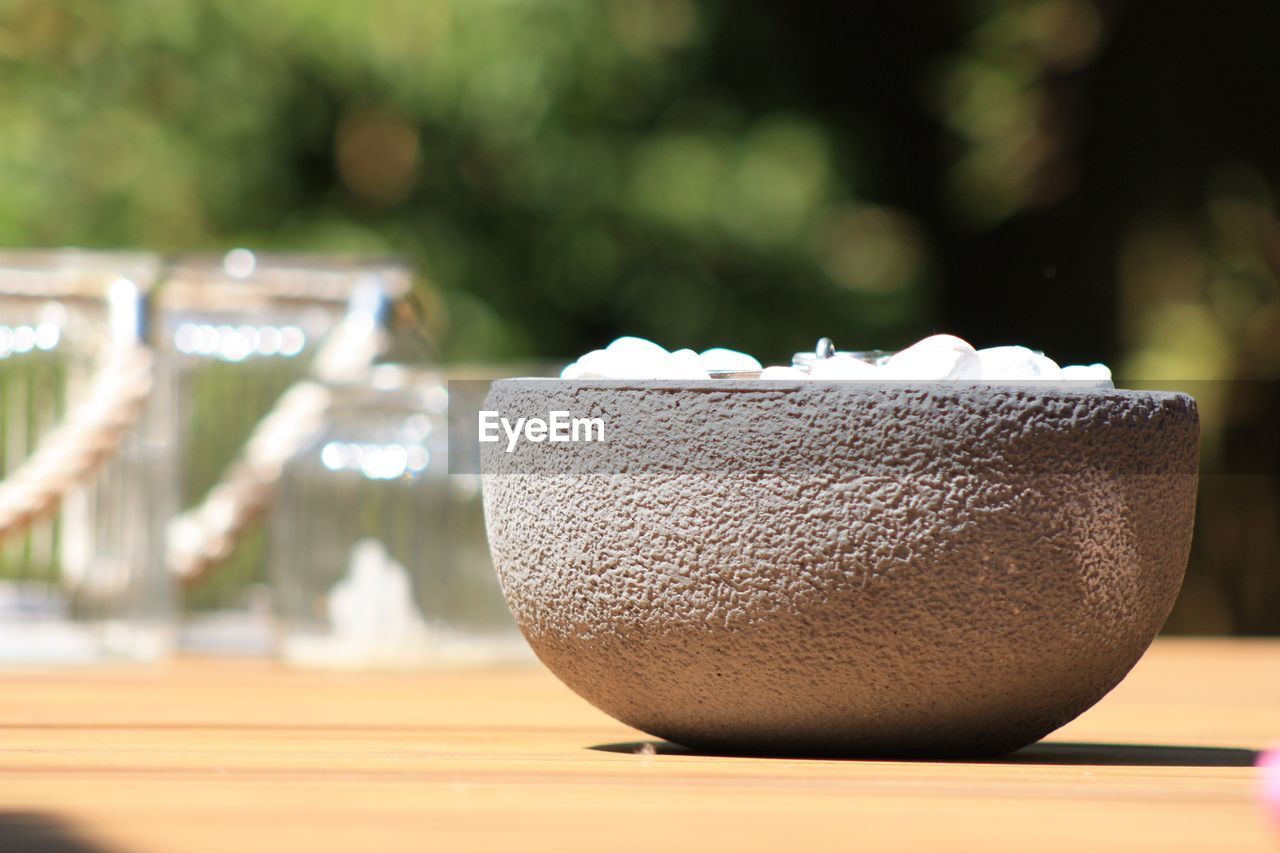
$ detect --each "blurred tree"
[0,0,1277,631]
[0,0,937,364]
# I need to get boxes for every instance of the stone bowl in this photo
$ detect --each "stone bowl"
[480,380,1199,757]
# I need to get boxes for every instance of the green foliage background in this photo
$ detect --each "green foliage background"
[0,0,935,364]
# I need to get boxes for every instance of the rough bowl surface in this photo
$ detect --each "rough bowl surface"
[481,380,1199,757]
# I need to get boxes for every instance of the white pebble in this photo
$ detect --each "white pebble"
[883,334,981,380]
[1032,354,1063,380]
[663,349,712,379]
[1059,361,1111,379]
[562,338,713,379]
[808,354,882,379]
[1059,361,1111,386]
[976,346,1061,381]
[594,338,673,379]
[605,336,670,361]
[560,349,611,379]
[698,347,763,373]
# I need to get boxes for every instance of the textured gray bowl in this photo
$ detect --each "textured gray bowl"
[481,380,1199,757]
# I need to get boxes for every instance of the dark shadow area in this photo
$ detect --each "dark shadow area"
[0,813,116,853]
[590,740,1261,768]
[995,742,1260,767]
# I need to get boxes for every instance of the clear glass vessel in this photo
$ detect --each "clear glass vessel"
[269,366,526,667]
[0,250,173,664]
[157,251,412,624]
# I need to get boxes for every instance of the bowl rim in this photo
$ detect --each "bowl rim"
[489,377,1193,400]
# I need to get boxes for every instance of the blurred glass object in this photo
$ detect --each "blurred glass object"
[269,366,525,668]
[158,252,412,619]
[0,250,171,664]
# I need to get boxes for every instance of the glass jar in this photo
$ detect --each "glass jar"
[0,250,173,664]
[157,251,413,627]
[269,366,526,667]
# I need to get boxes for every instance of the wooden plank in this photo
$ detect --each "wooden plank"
[0,637,1275,852]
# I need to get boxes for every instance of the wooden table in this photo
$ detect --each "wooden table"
[0,638,1275,852]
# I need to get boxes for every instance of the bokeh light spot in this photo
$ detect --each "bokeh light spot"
[336,109,421,206]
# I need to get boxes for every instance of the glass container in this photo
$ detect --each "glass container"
[0,250,172,664]
[157,251,412,630]
[269,366,526,667]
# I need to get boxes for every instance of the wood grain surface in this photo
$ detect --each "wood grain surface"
[0,637,1275,852]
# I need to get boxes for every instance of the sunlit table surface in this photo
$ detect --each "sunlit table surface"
[0,637,1275,853]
